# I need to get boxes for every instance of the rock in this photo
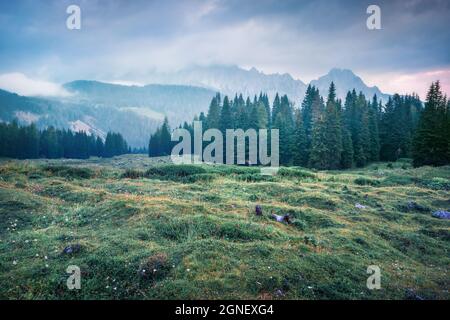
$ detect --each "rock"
[271,213,292,224]
[255,205,263,216]
[400,201,429,213]
[355,203,366,209]
[432,210,450,220]
[405,289,424,300]
[274,289,285,297]
[62,244,82,255]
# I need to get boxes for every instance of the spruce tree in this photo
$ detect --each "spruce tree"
[413,81,448,166]
[220,96,234,133]
[368,95,381,161]
[206,96,221,130]
[292,108,308,166]
[309,83,342,169]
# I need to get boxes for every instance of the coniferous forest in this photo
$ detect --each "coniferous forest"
[0,122,129,159]
[149,81,450,169]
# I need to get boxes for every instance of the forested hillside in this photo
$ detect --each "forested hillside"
[0,121,129,159]
[149,82,450,169]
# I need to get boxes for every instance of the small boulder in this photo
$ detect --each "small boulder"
[271,213,292,224]
[400,201,429,213]
[62,244,82,255]
[355,203,366,209]
[255,205,263,216]
[432,210,450,220]
[405,289,424,300]
[274,289,285,298]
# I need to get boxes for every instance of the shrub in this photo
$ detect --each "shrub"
[303,235,318,246]
[235,173,274,182]
[138,253,171,282]
[145,165,207,181]
[354,177,381,186]
[278,168,316,179]
[419,177,450,191]
[181,173,216,183]
[42,165,94,179]
[381,175,414,186]
[291,220,307,230]
[121,168,145,179]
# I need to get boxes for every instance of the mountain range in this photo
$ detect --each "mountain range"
[0,66,391,148]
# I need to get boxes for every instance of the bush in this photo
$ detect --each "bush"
[235,173,274,182]
[181,173,216,183]
[381,175,414,186]
[354,177,381,186]
[303,235,318,246]
[145,165,207,182]
[42,165,94,179]
[138,253,171,282]
[278,168,316,179]
[121,169,145,179]
[419,177,450,191]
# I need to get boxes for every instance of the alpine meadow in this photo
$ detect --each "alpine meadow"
[0,0,449,304]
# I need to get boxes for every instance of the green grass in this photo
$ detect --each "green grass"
[0,155,449,300]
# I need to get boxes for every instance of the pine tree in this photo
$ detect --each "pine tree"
[220,96,234,133]
[206,95,221,130]
[341,126,354,169]
[368,95,381,161]
[413,81,448,166]
[271,93,281,124]
[96,136,104,157]
[159,117,172,156]
[308,116,328,169]
[309,83,342,169]
[292,108,308,166]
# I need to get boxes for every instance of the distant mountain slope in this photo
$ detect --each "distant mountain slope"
[141,65,389,104]
[309,68,390,102]
[143,65,307,103]
[0,89,160,148]
[64,80,216,126]
[0,67,392,149]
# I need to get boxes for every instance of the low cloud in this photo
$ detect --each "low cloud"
[0,72,71,97]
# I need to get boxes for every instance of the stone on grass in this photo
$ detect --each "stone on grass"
[271,213,292,224]
[355,203,366,209]
[62,244,82,255]
[400,201,429,213]
[432,210,450,220]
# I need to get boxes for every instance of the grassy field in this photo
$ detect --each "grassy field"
[0,155,449,300]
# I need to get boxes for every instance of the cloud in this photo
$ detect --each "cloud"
[1,0,449,96]
[0,72,71,97]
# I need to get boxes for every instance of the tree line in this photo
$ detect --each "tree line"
[149,81,450,169]
[0,121,129,159]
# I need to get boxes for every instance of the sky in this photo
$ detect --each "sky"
[0,0,449,99]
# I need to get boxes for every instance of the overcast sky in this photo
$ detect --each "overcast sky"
[0,0,449,99]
